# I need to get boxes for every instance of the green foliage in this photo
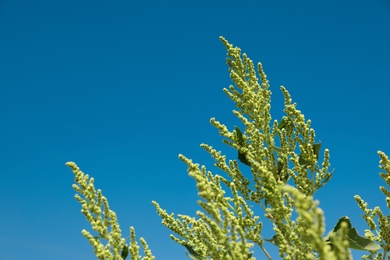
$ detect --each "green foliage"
[326,217,381,252]
[152,36,337,259]
[67,37,390,259]
[354,151,390,260]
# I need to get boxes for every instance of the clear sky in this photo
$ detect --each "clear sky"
[1,0,389,259]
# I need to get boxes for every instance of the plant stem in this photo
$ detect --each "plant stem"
[258,242,272,260]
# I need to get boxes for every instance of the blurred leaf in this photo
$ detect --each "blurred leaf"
[278,117,288,129]
[270,144,284,154]
[184,245,200,258]
[299,142,321,166]
[238,151,251,166]
[121,245,129,260]
[235,126,244,144]
[317,170,333,189]
[312,142,321,159]
[278,116,293,129]
[277,161,289,183]
[264,235,280,246]
[235,126,251,166]
[299,154,309,166]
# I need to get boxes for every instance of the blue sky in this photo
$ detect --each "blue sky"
[0,0,389,259]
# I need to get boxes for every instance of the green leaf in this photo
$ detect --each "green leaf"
[264,235,280,246]
[235,126,251,166]
[312,142,321,159]
[277,160,289,183]
[278,117,288,129]
[121,245,129,260]
[278,116,293,130]
[299,142,321,166]
[327,216,381,251]
[238,151,251,166]
[277,160,283,173]
[317,170,333,188]
[184,245,199,258]
[235,126,244,144]
[298,154,309,166]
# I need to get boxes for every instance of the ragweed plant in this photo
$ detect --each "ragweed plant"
[67,162,155,260]
[152,37,340,260]
[67,37,387,259]
[354,151,390,260]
